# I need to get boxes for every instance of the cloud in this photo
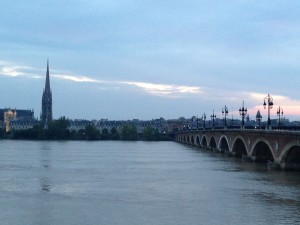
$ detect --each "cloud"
[121,81,203,97]
[0,61,36,77]
[52,74,105,83]
[0,60,203,98]
[0,65,42,79]
[247,91,300,117]
[51,73,204,97]
[249,92,287,102]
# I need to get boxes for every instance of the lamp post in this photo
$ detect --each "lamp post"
[211,110,216,129]
[277,106,283,127]
[222,105,228,128]
[263,94,273,130]
[202,113,206,130]
[239,101,247,129]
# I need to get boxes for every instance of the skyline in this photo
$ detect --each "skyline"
[1,1,300,121]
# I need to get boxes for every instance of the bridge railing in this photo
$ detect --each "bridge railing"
[169,126,300,136]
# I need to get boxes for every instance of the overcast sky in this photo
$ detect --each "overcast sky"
[1,0,300,121]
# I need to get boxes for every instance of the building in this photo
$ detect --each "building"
[10,119,39,131]
[69,119,93,131]
[0,108,35,132]
[41,60,53,128]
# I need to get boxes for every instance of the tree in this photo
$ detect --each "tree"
[143,125,155,140]
[153,128,161,140]
[77,129,86,140]
[12,127,38,139]
[111,127,119,140]
[101,128,109,140]
[69,129,78,140]
[48,116,70,139]
[85,124,100,140]
[121,124,138,140]
[0,128,6,138]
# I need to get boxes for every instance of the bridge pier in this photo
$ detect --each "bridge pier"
[267,159,282,170]
[242,155,253,162]
[225,151,234,157]
[212,148,221,153]
[281,162,300,171]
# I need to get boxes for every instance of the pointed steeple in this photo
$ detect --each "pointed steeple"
[45,59,50,92]
[41,60,53,126]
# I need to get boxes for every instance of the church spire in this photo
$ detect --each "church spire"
[45,59,50,91]
[41,60,53,126]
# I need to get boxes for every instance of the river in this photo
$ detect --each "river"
[0,140,299,225]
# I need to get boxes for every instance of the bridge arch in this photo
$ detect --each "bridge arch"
[279,141,300,170]
[177,135,181,142]
[201,135,208,148]
[232,136,248,157]
[218,135,230,152]
[191,136,195,145]
[186,136,190,144]
[209,136,217,150]
[196,135,201,146]
[250,138,275,163]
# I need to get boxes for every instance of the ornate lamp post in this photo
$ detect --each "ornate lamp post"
[263,94,273,130]
[202,113,206,130]
[211,110,216,129]
[239,101,247,129]
[222,105,228,128]
[277,106,283,126]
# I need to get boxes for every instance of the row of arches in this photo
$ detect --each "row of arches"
[179,135,249,157]
[177,134,300,170]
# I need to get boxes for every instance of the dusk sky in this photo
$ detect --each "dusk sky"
[1,1,300,121]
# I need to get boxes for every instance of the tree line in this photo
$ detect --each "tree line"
[6,117,171,141]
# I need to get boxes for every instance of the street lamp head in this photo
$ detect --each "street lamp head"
[264,94,274,129]
[222,105,229,116]
[211,113,216,119]
[277,106,283,115]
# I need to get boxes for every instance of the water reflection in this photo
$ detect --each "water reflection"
[40,177,51,192]
[254,191,299,206]
[39,142,52,193]
[41,159,50,169]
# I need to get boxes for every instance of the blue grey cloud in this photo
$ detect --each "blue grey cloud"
[1,0,300,120]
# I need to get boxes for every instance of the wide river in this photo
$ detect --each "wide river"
[0,140,299,225]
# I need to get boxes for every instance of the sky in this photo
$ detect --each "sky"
[1,0,300,121]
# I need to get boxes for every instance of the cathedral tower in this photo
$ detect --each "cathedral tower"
[41,60,53,127]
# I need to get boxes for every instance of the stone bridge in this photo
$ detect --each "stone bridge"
[175,129,300,170]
